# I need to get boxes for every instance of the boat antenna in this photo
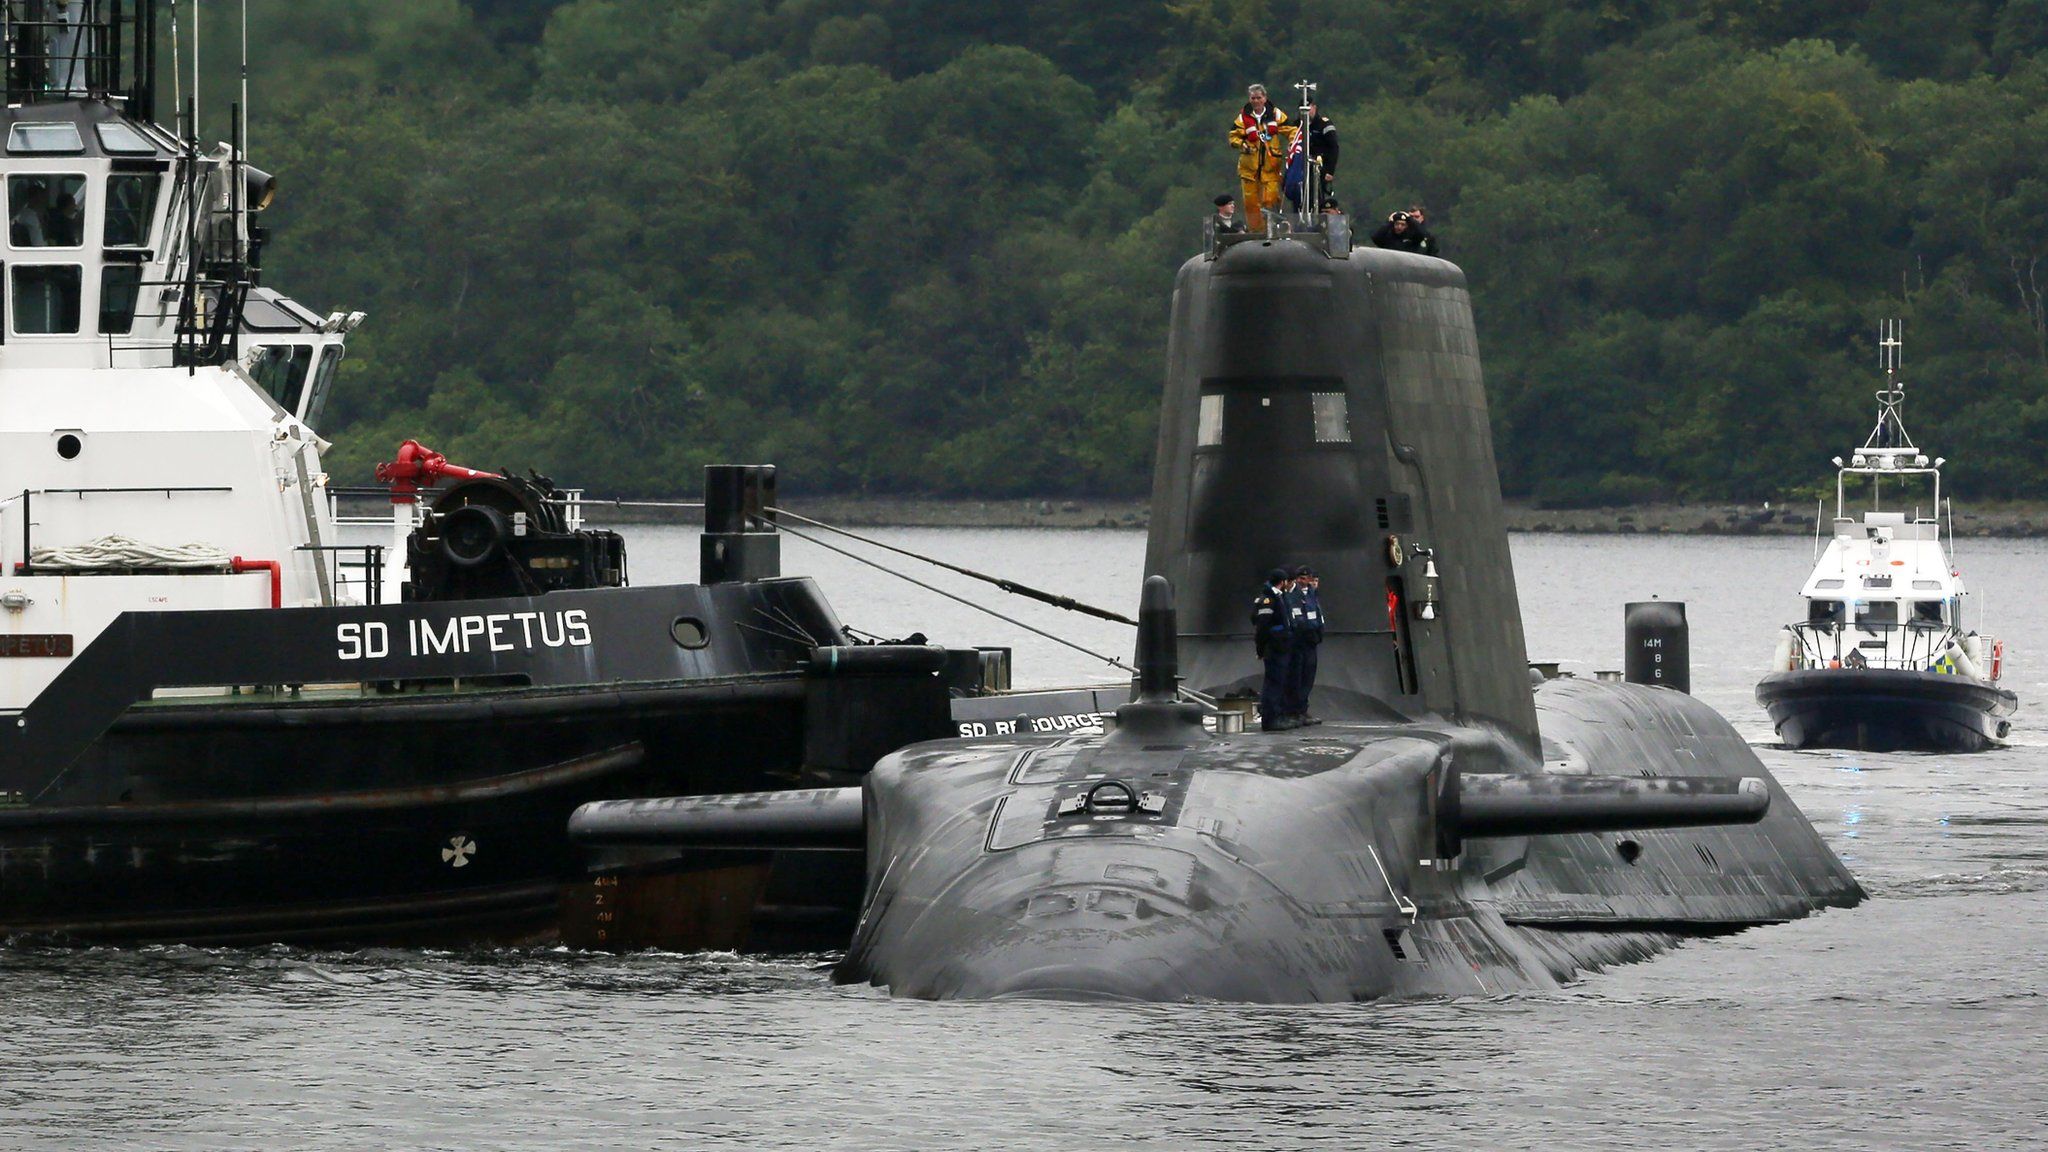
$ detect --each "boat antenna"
[241,0,250,155]
[169,0,182,132]
[1867,318,1913,454]
[192,0,201,138]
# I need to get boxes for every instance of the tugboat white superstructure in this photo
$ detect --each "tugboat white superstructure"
[1756,322,2017,752]
[0,3,981,947]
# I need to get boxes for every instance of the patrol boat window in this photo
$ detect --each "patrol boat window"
[6,123,84,154]
[1910,600,1944,625]
[1197,393,1223,446]
[1855,600,1898,629]
[98,265,142,334]
[12,264,82,333]
[104,174,161,248]
[9,174,87,248]
[1808,599,1845,625]
[1312,392,1351,443]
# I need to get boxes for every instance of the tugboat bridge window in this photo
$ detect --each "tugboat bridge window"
[9,174,87,248]
[5,123,84,154]
[103,174,161,248]
[94,123,157,155]
[249,345,314,410]
[98,265,141,334]
[12,264,81,333]
[307,346,345,426]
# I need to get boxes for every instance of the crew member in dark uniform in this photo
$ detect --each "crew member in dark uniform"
[1210,193,1244,235]
[1406,204,1438,256]
[1372,211,1423,252]
[1286,565,1325,724]
[1251,568,1296,731]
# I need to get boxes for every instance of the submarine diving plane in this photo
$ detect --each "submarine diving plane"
[573,160,1865,1002]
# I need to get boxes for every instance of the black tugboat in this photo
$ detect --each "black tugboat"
[1756,322,2017,752]
[0,5,981,946]
[570,86,1866,1002]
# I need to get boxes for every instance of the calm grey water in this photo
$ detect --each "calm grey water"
[4,527,2044,1150]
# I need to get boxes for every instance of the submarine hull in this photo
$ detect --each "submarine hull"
[584,230,1865,1001]
[830,234,1863,1002]
[1758,667,2017,753]
[839,679,1862,1003]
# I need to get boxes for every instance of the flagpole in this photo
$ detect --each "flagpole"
[1292,79,1317,223]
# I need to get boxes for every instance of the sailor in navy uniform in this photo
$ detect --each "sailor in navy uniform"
[1286,565,1325,725]
[1251,568,1296,731]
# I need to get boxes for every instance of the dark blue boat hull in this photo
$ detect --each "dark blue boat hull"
[1757,667,2018,753]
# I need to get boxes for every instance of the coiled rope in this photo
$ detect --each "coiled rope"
[30,534,233,570]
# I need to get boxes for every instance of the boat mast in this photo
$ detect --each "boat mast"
[1293,78,1317,220]
[1835,319,1940,520]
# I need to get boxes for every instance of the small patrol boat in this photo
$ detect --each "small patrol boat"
[0,5,1009,947]
[1756,322,2016,752]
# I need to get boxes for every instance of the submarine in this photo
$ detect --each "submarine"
[571,209,1865,1001]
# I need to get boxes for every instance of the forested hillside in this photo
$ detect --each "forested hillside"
[213,1,2048,503]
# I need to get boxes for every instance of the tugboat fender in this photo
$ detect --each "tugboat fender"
[1,743,645,828]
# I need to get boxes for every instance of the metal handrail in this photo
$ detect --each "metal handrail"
[297,543,385,606]
[1786,619,1959,671]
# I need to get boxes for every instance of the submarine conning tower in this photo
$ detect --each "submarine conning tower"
[1144,235,1538,753]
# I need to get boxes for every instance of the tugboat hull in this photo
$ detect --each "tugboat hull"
[0,581,952,947]
[1757,667,2017,752]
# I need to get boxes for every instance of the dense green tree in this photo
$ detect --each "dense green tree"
[202,0,2048,502]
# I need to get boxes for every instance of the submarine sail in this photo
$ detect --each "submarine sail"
[1146,239,1537,747]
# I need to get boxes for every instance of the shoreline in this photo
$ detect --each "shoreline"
[564,495,2048,536]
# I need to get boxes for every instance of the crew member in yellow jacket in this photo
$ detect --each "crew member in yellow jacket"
[1229,84,1294,230]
